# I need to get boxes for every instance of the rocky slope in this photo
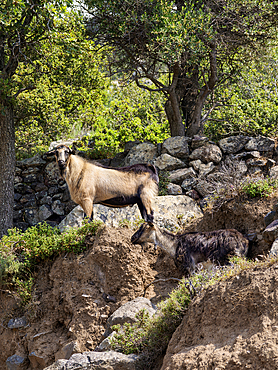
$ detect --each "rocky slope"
[1,194,278,369]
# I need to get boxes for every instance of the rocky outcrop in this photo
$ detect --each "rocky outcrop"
[58,195,203,232]
[13,134,277,230]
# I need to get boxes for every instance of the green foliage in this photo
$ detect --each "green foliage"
[241,177,278,198]
[110,278,192,357]
[110,259,259,366]
[205,49,278,140]
[158,171,170,196]
[65,82,170,160]
[14,11,108,159]
[0,221,101,304]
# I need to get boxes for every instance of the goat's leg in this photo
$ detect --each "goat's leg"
[137,199,148,221]
[80,198,94,222]
[139,191,154,223]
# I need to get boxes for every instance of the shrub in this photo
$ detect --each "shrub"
[241,177,278,198]
[0,221,101,304]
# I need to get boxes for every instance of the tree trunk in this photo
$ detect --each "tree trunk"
[164,97,185,137]
[0,101,15,238]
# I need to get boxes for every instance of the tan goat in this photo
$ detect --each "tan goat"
[46,145,158,221]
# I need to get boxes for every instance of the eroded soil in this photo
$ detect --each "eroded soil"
[0,195,277,369]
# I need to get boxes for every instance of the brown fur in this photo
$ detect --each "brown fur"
[131,223,249,275]
[46,145,158,221]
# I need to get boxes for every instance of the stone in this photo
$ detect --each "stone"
[124,140,141,151]
[191,135,209,149]
[8,317,27,329]
[167,183,183,195]
[264,211,276,227]
[52,200,65,215]
[35,183,48,192]
[269,166,278,179]
[38,204,53,221]
[40,195,52,205]
[218,135,250,154]
[269,238,278,258]
[245,135,275,152]
[14,193,22,202]
[55,341,81,361]
[6,354,28,370]
[14,176,22,184]
[105,297,157,336]
[14,183,32,194]
[194,179,215,198]
[168,167,196,184]
[45,162,60,186]
[161,136,190,159]
[231,151,260,161]
[58,195,203,232]
[110,151,126,167]
[262,220,278,244]
[189,144,222,164]
[96,332,116,352]
[246,158,268,167]
[181,178,198,192]
[124,143,157,166]
[154,154,186,171]
[45,351,140,370]
[17,154,46,167]
[195,162,215,178]
[24,208,40,226]
[19,194,36,204]
[28,352,46,370]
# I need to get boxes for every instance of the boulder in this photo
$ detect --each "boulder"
[154,154,186,171]
[218,135,250,154]
[269,166,278,179]
[190,135,209,149]
[55,341,81,361]
[161,136,190,159]
[58,195,203,232]
[245,135,275,152]
[8,317,27,329]
[105,297,157,336]
[6,354,28,370]
[269,238,278,258]
[262,220,278,244]
[16,154,46,168]
[168,167,196,184]
[189,144,222,164]
[124,143,157,166]
[44,351,140,370]
[167,183,183,195]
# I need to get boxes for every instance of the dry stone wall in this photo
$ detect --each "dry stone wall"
[13,135,278,230]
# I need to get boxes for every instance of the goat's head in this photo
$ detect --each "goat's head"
[131,222,157,245]
[45,145,75,170]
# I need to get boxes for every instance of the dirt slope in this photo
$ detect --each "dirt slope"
[0,195,277,369]
[161,263,278,370]
[0,226,181,369]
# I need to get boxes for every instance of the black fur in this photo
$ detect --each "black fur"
[175,229,248,275]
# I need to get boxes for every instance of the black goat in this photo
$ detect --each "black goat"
[131,222,249,275]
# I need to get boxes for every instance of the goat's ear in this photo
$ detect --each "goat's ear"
[43,149,56,159]
[69,147,76,155]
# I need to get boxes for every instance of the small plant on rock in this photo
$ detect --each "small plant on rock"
[241,177,278,198]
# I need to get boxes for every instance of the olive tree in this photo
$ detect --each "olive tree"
[83,0,278,137]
